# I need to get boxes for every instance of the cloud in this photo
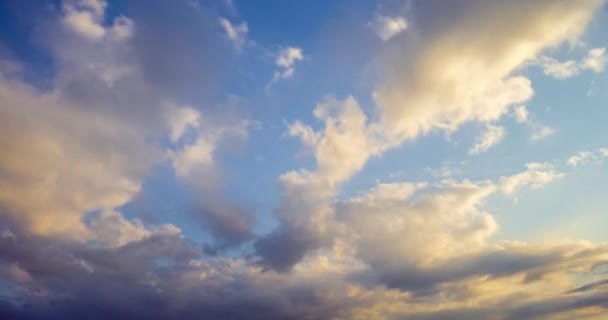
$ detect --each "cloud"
[539,47,607,79]
[166,103,253,250]
[374,0,601,141]
[514,105,530,123]
[530,125,556,141]
[567,147,608,166]
[272,47,304,81]
[167,106,248,178]
[512,106,556,141]
[469,124,505,155]
[88,210,180,248]
[219,17,248,51]
[167,105,201,143]
[539,57,580,79]
[369,16,408,41]
[582,47,607,72]
[61,0,108,40]
[257,0,603,272]
[256,96,384,271]
[0,0,249,252]
[1,1,608,319]
[500,162,564,196]
[2,221,608,320]
[337,180,498,282]
[0,57,155,240]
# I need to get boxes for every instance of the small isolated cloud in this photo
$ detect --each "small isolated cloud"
[266,47,304,90]
[469,124,505,155]
[581,47,607,72]
[369,16,408,41]
[567,148,608,167]
[540,47,607,79]
[500,162,564,196]
[514,105,529,123]
[512,106,555,141]
[530,125,556,141]
[219,17,248,51]
[539,57,580,79]
[273,47,304,80]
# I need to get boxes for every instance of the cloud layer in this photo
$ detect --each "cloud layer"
[1,0,607,319]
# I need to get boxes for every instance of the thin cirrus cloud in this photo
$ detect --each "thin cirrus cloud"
[1,0,608,319]
[369,15,408,41]
[219,17,248,51]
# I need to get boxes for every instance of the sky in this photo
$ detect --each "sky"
[0,0,608,319]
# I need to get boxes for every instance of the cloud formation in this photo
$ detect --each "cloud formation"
[375,0,601,140]
[1,0,607,319]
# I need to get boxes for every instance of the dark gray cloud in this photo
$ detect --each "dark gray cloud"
[355,244,608,294]
[255,225,329,272]
[0,230,345,320]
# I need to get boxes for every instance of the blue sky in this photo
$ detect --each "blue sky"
[1,0,608,319]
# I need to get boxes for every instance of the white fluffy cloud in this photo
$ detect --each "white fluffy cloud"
[259,0,604,273]
[338,180,498,270]
[62,0,108,40]
[582,47,607,72]
[375,0,601,141]
[0,77,152,239]
[0,3,155,239]
[539,57,580,79]
[539,47,607,79]
[256,96,393,271]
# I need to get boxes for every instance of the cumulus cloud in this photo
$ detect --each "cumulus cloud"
[62,0,108,40]
[0,27,154,239]
[369,15,408,41]
[337,180,499,287]
[0,0,249,249]
[256,96,391,271]
[258,0,603,272]
[469,124,505,155]
[374,0,601,141]
[1,0,608,319]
